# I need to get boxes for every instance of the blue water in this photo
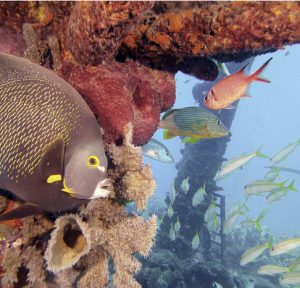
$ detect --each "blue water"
[145,44,300,237]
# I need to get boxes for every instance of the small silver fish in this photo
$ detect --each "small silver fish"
[142,138,174,163]
[266,165,300,176]
[192,183,206,207]
[216,147,268,180]
[270,237,300,256]
[270,138,300,166]
[169,224,176,241]
[244,179,287,196]
[240,239,272,266]
[167,204,174,218]
[192,233,200,250]
[169,183,177,204]
[174,216,181,233]
[241,208,269,232]
[280,272,300,285]
[258,264,289,276]
[181,177,190,194]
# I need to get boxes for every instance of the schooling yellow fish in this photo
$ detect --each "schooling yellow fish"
[203,58,272,110]
[0,53,110,220]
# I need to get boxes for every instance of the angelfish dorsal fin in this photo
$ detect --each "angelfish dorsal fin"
[40,135,65,182]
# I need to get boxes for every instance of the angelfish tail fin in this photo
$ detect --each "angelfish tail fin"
[250,57,272,83]
[0,203,41,222]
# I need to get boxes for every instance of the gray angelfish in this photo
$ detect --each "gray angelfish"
[0,53,110,220]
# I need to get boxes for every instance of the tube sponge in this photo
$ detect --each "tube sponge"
[45,214,91,273]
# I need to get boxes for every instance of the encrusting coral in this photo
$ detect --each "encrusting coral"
[0,126,157,287]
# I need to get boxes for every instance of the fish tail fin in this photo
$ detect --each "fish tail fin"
[287,180,298,192]
[265,236,273,249]
[255,219,262,232]
[288,263,296,272]
[0,203,41,222]
[256,146,269,159]
[163,129,176,140]
[249,57,272,83]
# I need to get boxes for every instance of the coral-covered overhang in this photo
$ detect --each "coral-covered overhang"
[122,2,300,59]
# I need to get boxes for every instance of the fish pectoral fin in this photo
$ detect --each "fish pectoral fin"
[241,94,251,98]
[40,135,65,182]
[0,202,41,222]
[163,129,177,140]
[223,104,236,110]
[182,136,201,144]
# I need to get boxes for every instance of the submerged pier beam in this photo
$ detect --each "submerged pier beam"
[122,2,300,61]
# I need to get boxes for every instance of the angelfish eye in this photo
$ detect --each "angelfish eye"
[87,155,100,168]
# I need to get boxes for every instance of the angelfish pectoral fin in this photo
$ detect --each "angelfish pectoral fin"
[0,203,42,222]
[61,179,75,197]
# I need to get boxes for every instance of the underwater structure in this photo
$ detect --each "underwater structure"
[0,1,299,287]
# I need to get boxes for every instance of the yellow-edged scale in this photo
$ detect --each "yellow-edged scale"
[0,53,110,220]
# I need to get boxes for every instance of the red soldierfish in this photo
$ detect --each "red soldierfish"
[203,58,272,110]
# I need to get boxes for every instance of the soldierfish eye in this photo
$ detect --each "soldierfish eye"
[204,95,208,101]
[87,155,100,168]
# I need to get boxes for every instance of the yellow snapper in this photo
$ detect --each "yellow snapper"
[0,53,110,220]
[244,179,287,196]
[280,272,300,285]
[270,138,300,166]
[215,147,268,180]
[159,107,229,144]
[258,264,289,276]
[204,58,272,110]
[181,176,190,194]
[169,223,176,241]
[192,183,206,207]
[241,208,269,232]
[174,216,181,233]
[270,237,300,256]
[240,238,272,266]
[192,232,200,250]
[223,202,248,234]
